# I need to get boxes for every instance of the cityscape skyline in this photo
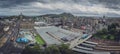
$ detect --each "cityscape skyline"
[0,0,120,54]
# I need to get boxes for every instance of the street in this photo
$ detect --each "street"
[0,20,24,54]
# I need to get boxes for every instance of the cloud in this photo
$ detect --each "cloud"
[0,0,38,8]
[0,0,120,16]
[88,0,120,10]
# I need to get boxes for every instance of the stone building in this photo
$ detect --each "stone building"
[19,13,34,30]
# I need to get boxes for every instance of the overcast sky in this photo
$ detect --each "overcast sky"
[0,0,120,16]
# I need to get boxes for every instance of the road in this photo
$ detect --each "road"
[0,20,24,54]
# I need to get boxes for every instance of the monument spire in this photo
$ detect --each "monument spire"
[19,12,23,19]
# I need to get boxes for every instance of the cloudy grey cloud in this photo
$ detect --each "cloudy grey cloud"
[0,0,38,8]
[89,0,120,10]
[0,0,120,16]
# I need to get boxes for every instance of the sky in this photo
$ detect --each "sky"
[0,0,120,16]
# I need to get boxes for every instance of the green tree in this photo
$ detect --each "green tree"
[22,44,77,54]
[109,35,115,40]
[22,44,42,54]
[108,23,119,31]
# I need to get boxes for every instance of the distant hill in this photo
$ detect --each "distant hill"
[39,12,75,18]
[59,12,74,18]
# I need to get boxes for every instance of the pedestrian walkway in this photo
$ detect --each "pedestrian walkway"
[69,35,92,48]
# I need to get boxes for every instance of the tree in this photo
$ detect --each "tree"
[108,23,119,31]
[22,44,42,54]
[22,44,77,54]
[109,35,115,40]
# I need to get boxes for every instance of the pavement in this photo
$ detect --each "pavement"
[69,34,92,49]
[0,20,25,54]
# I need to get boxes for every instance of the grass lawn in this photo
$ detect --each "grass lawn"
[35,34,45,45]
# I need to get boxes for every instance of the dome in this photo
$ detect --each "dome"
[16,37,29,43]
